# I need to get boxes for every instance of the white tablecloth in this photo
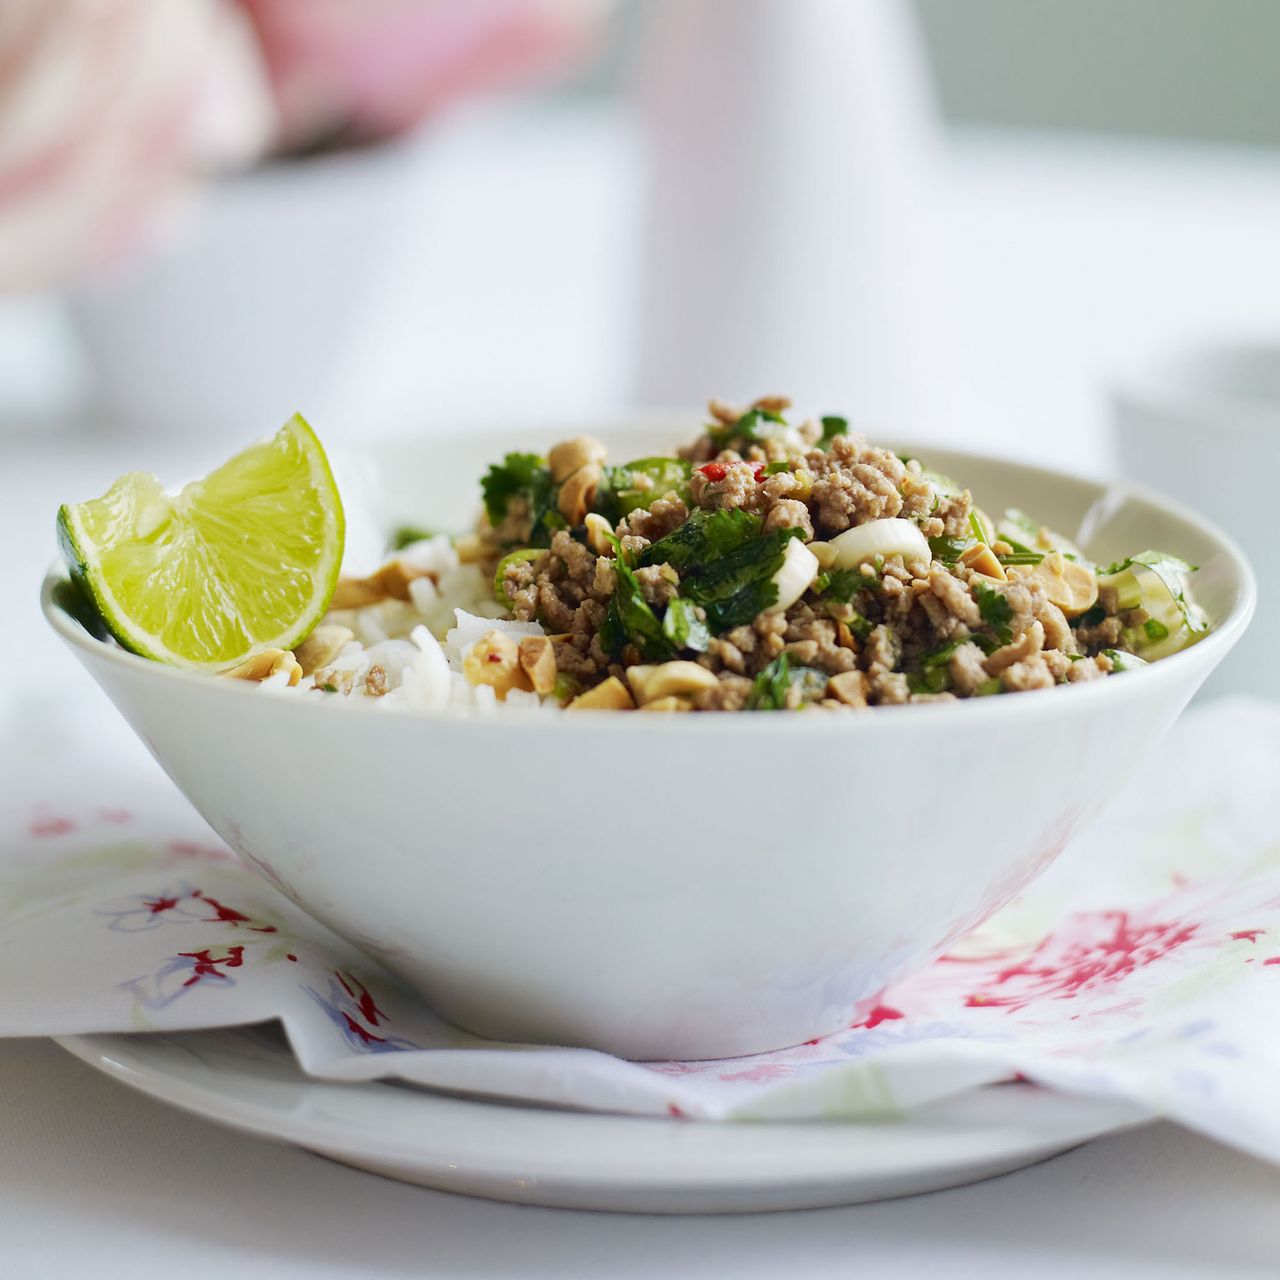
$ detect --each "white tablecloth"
[8,120,1280,1276]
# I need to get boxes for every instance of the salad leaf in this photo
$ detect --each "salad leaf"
[817,415,847,448]
[480,452,562,547]
[707,406,786,451]
[639,507,762,572]
[662,597,710,653]
[599,558,676,663]
[680,527,802,633]
[820,567,879,602]
[928,534,970,564]
[389,524,436,550]
[746,653,828,709]
[973,581,1013,644]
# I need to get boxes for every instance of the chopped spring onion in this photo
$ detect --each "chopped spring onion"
[1096,551,1208,660]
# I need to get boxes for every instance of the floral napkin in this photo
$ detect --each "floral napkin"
[6,698,1280,1168]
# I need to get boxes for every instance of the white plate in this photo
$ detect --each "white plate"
[57,1026,1150,1213]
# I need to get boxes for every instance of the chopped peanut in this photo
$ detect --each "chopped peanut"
[220,649,302,685]
[293,624,354,677]
[827,670,868,707]
[1010,551,1099,618]
[517,635,558,695]
[959,542,1007,582]
[330,559,434,610]
[627,660,720,705]
[557,463,602,526]
[566,676,635,710]
[547,436,608,484]
[463,629,532,699]
[584,512,617,556]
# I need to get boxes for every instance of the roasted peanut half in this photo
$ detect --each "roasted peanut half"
[330,558,433,610]
[293,624,355,677]
[826,670,869,707]
[1012,551,1098,618]
[220,649,303,686]
[567,675,635,710]
[517,635,558,695]
[463,629,533,698]
[584,512,617,556]
[557,463,602,527]
[548,435,608,484]
[627,660,719,705]
[959,542,1007,582]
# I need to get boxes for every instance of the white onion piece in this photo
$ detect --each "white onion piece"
[765,538,820,614]
[828,518,929,569]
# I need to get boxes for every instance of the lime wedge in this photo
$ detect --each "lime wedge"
[58,414,345,669]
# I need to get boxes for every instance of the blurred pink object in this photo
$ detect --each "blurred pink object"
[0,0,601,290]
[0,0,275,291]
[238,0,605,151]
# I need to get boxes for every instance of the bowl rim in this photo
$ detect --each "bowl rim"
[42,430,1257,737]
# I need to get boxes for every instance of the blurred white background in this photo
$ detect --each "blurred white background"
[3,0,1280,471]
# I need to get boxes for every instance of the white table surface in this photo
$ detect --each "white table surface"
[7,119,1280,1276]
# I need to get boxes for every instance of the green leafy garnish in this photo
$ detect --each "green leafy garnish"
[744,654,828,710]
[974,581,1013,644]
[662,597,710,653]
[389,524,435,550]
[680,528,802,633]
[707,406,786,451]
[765,460,791,475]
[599,558,676,662]
[821,567,879,602]
[817,415,847,448]
[595,457,692,522]
[928,535,971,564]
[639,507,762,572]
[480,452,562,547]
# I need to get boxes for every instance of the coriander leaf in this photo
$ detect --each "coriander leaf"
[746,654,792,710]
[662,596,710,653]
[680,527,801,633]
[746,653,828,709]
[480,452,562,547]
[602,559,676,662]
[928,535,972,564]
[708,406,786,450]
[973,581,1013,645]
[389,524,436,551]
[818,415,847,448]
[638,507,762,571]
[821,567,879,602]
[482,452,545,525]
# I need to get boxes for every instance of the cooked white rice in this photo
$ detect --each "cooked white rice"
[272,535,559,713]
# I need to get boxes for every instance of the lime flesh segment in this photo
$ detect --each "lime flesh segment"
[58,414,345,669]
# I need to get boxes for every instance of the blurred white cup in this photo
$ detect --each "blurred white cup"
[1112,342,1272,700]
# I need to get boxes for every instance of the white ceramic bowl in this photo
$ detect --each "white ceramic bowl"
[43,422,1255,1061]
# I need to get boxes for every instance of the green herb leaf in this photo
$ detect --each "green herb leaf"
[389,524,436,550]
[746,654,793,710]
[601,559,676,662]
[681,528,802,632]
[973,581,1014,644]
[480,452,562,547]
[818,415,847,448]
[821,567,879,602]
[638,507,762,572]
[928,535,972,564]
[707,406,786,451]
[662,597,711,653]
